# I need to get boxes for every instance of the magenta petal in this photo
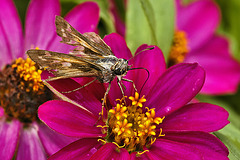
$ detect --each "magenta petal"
[0,27,12,67]
[133,45,166,96]
[162,103,229,132]
[16,124,46,160]
[38,100,104,138]
[0,107,4,117]
[45,78,102,115]
[38,123,79,156]
[163,131,229,160]
[48,1,100,53]
[146,63,205,117]
[49,138,102,160]
[177,0,220,50]
[0,0,23,66]
[104,33,132,60]
[185,36,240,94]
[25,0,60,50]
[187,35,230,56]
[147,139,203,160]
[0,118,21,160]
[65,2,99,33]
[72,77,106,102]
[90,143,130,160]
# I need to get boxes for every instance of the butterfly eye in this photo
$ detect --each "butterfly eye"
[114,68,123,75]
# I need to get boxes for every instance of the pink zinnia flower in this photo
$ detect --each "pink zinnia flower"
[0,0,99,159]
[170,0,240,95]
[39,33,229,159]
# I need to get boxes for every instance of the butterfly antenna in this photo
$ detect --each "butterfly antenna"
[127,46,155,62]
[128,67,150,95]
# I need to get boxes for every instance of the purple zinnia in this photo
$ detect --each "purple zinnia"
[170,0,240,94]
[39,33,229,159]
[0,0,99,159]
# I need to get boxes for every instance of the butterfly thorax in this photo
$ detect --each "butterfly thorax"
[95,56,130,83]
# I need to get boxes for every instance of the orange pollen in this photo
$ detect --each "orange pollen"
[106,92,165,153]
[12,57,44,93]
[169,30,189,66]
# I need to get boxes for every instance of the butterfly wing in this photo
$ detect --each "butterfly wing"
[27,49,104,81]
[55,16,113,56]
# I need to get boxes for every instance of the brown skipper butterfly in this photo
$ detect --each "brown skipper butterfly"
[26,16,148,110]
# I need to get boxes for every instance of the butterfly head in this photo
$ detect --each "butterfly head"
[113,59,131,76]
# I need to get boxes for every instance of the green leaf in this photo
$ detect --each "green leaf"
[126,0,152,53]
[126,0,175,58]
[60,0,115,34]
[13,0,30,28]
[214,124,240,160]
[139,0,158,44]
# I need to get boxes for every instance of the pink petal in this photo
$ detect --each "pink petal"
[187,35,230,56]
[0,107,4,117]
[103,33,132,60]
[147,139,203,160]
[72,77,106,102]
[0,118,21,160]
[49,138,102,160]
[163,131,229,160]
[25,0,60,50]
[184,36,240,94]
[44,77,102,116]
[177,0,220,51]
[162,103,229,132]
[48,1,100,53]
[16,124,46,160]
[0,27,11,67]
[38,100,104,138]
[132,45,166,96]
[145,63,205,117]
[0,0,23,66]
[65,2,99,33]
[38,123,79,156]
[90,143,130,160]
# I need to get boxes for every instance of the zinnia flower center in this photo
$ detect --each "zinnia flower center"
[168,30,189,66]
[0,58,52,123]
[104,92,165,154]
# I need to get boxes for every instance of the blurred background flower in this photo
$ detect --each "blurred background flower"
[173,0,240,95]
[0,0,99,159]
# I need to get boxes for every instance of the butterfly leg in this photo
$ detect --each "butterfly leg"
[101,82,111,114]
[122,78,138,92]
[95,83,111,125]
[120,80,126,90]
[61,78,97,93]
[117,80,127,104]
